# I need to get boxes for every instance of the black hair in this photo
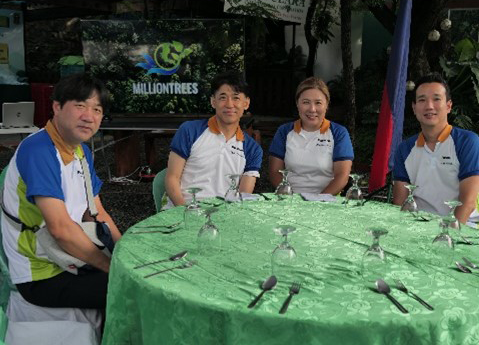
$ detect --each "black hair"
[210,71,250,98]
[413,72,451,102]
[52,73,110,112]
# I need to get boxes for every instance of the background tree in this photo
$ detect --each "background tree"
[340,0,357,145]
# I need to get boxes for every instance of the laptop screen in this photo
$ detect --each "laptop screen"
[1,102,35,128]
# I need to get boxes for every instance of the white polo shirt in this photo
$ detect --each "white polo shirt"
[168,116,262,205]
[393,125,479,216]
[269,119,354,193]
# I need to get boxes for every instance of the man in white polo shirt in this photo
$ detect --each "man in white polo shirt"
[165,71,263,206]
[393,73,479,224]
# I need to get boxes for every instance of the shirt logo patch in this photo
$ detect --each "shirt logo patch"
[230,145,245,158]
[316,138,332,147]
[440,156,453,166]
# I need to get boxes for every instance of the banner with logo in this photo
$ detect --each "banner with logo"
[81,19,245,115]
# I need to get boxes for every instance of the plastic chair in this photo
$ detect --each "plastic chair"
[152,168,167,213]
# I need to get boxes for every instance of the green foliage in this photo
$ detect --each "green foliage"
[225,0,280,20]
[311,0,339,44]
[439,37,479,132]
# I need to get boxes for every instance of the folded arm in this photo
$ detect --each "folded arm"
[392,181,409,206]
[165,151,187,206]
[82,195,122,242]
[321,160,352,195]
[268,156,285,189]
[35,196,111,273]
[456,175,479,224]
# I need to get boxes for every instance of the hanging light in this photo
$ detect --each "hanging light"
[406,80,415,91]
[440,18,452,31]
[428,30,441,41]
[386,46,391,55]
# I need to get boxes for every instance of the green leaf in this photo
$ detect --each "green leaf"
[455,38,476,62]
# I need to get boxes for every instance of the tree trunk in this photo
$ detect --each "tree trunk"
[304,0,319,77]
[340,0,357,145]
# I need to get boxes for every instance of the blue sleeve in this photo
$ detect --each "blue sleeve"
[269,122,294,160]
[330,123,354,161]
[452,128,479,181]
[243,135,263,172]
[392,136,416,183]
[170,120,208,159]
[16,131,64,203]
[82,143,103,196]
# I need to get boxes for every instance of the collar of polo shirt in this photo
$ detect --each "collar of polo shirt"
[207,115,245,141]
[416,124,452,147]
[293,119,330,134]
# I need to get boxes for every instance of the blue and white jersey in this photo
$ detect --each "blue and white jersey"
[393,125,479,216]
[269,119,354,193]
[1,128,102,284]
[168,116,262,204]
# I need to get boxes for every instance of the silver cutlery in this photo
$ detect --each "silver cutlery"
[376,279,408,314]
[135,221,182,229]
[394,279,434,310]
[463,257,479,269]
[456,261,473,273]
[279,282,301,314]
[134,250,188,269]
[248,275,277,308]
[130,227,182,234]
[144,260,196,278]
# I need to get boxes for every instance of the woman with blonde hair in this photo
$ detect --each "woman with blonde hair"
[268,77,354,194]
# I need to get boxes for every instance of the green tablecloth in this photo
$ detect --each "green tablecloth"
[102,196,479,345]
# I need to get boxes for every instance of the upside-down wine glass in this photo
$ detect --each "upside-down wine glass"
[184,187,204,232]
[271,225,297,281]
[224,174,243,206]
[345,174,363,206]
[400,184,418,215]
[275,169,293,202]
[360,228,390,289]
[431,217,455,269]
[197,207,221,254]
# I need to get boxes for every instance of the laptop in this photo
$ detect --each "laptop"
[1,102,36,129]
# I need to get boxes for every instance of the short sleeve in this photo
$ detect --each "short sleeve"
[243,135,263,173]
[330,123,354,161]
[16,131,64,203]
[170,120,208,159]
[269,122,294,160]
[393,139,415,183]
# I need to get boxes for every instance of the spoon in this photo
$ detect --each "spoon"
[376,279,408,314]
[248,275,277,308]
[134,250,188,269]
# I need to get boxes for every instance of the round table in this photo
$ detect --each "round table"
[102,195,479,345]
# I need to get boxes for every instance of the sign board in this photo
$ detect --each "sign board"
[82,20,245,115]
[0,43,8,64]
[224,0,310,24]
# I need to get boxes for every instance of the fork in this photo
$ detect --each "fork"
[394,279,434,310]
[144,260,197,278]
[279,282,301,314]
